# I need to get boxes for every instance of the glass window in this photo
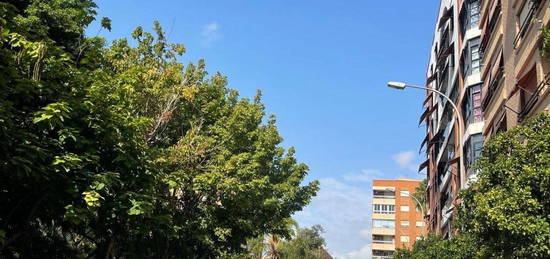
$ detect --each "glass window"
[464,134,483,168]
[463,84,483,123]
[460,0,481,35]
[518,0,535,29]
[401,206,410,212]
[373,220,395,229]
[469,0,480,29]
[400,236,410,243]
[416,221,424,227]
[464,38,481,76]
[373,204,395,214]
[400,190,410,197]
[401,221,410,227]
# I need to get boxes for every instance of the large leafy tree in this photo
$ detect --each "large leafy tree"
[395,113,550,258]
[241,225,331,259]
[0,0,319,257]
[457,113,550,258]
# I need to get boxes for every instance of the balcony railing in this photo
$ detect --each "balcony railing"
[373,195,395,199]
[372,240,395,244]
[518,71,550,121]
[373,256,393,259]
[482,66,504,110]
[513,0,541,48]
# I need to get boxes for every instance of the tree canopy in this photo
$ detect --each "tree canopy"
[396,113,550,259]
[0,0,319,257]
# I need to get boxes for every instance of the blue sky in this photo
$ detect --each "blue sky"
[88,0,438,257]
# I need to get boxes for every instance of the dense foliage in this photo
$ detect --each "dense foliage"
[242,225,331,259]
[412,179,427,216]
[0,0,319,257]
[395,113,550,258]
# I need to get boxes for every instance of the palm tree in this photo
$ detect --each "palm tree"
[264,235,281,259]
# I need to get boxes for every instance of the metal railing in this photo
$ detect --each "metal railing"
[513,0,541,48]
[518,71,550,121]
[482,66,504,110]
[372,240,395,244]
[373,195,395,199]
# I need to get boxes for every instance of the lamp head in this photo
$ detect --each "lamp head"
[387,81,407,90]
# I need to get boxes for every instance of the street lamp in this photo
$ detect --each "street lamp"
[386,81,466,190]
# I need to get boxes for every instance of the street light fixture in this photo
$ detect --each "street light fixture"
[386,81,466,190]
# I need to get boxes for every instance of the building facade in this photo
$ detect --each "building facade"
[371,179,426,259]
[422,0,550,236]
[422,0,484,236]
[479,0,550,138]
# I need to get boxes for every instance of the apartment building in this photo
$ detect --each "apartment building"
[421,0,550,237]
[371,179,426,259]
[479,0,550,137]
[421,0,484,236]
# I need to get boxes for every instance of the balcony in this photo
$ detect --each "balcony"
[513,0,542,48]
[518,72,550,122]
[372,242,395,251]
[482,65,504,110]
[373,189,395,199]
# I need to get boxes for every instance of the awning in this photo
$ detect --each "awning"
[429,130,444,147]
[418,159,430,172]
[419,134,429,153]
[419,105,436,126]
[438,7,454,28]
[423,92,434,106]
[426,73,437,85]
[437,42,454,63]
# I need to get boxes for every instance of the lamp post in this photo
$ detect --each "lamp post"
[386,81,466,190]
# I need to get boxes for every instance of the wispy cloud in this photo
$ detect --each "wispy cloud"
[200,22,221,46]
[343,169,384,182]
[392,150,418,172]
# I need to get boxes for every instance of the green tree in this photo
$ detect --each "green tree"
[395,113,550,258]
[412,179,427,216]
[278,225,328,259]
[0,0,319,257]
[394,234,476,259]
[457,113,550,258]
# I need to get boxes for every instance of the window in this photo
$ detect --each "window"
[416,221,424,227]
[463,84,483,123]
[468,0,480,29]
[518,66,538,114]
[464,134,483,169]
[416,236,423,241]
[400,221,410,227]
[460,0,480,36]
[400,206,410,212]
[373,189,395,199]
[373,220,395,229]
[400,236,410,243]
[463,38,481,76]
[517,0,536,34]
[373,204,395,214]
[400,190,410,197]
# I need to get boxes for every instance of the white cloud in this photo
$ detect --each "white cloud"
[200,22,221,46]
[294,177,372,258]
[339,244,372,259]
[392,150,418,172]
